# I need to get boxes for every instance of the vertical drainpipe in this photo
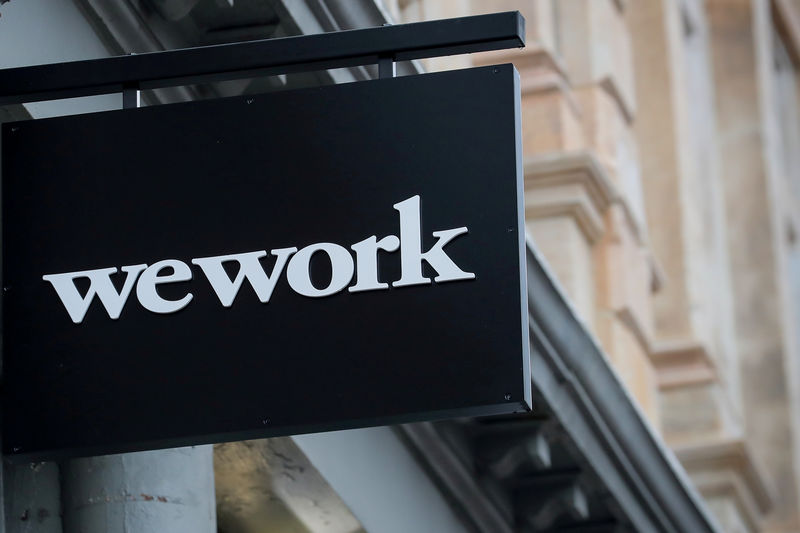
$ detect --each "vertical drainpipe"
[61,446,216,533]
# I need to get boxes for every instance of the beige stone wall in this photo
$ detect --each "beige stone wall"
[393,0,662,448]
[389,0,800,531]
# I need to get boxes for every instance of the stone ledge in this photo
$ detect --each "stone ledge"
[573,76,634,127]
[474,43,569,79]
[650,340,718,390]
[525,151,662,355]
[475,44,582,117]
[524,241,723,533]
[579,152,647,248]
[675,439,773,533]
[524,151,614,244]
[524,184,605,243]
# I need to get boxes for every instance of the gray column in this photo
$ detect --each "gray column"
[4,462,62,533]
[61,446,215,533]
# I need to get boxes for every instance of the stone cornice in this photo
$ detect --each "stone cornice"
[524,153,614,202]
[524,241,723,532]
[401,242,723,532]
[474,44,582,116]
[524,150,663,359]
[650,340,718,390]
[523,151,615,244]
[474,43,568,75]
[675,439,773,531]
[477,55,647,250]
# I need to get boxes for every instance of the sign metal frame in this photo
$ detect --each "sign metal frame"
[0,11,524,106]
[0,13,530,462]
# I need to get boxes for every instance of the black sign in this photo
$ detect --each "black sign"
[2,64,529,461]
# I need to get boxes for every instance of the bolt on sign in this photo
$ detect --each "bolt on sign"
[2,64,530,461]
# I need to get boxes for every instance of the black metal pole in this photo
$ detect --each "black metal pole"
[0,11,525,106]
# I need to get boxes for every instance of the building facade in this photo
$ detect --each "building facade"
[1,0,798,532]
[385,0,800,531]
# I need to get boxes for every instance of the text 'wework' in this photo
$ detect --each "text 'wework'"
[43,195,476,323]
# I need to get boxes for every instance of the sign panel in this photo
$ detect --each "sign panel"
[2,64,529,460]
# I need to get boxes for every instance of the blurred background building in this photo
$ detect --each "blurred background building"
[1,0,799,532]
[396,0,799,531]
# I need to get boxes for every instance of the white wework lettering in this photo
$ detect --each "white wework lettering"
[135,259,193,314]
[348,235,400,292]
[44,195,478,321]
[287,243,354,298]
[191,248,297,307]
[392,195,475,287]
[43,264,147,323]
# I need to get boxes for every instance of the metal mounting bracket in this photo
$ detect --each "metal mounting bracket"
[0,11,525,106]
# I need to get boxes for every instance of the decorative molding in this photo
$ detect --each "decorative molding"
[470,47,646,253]
[689,471,761,533]
[650,340,717,390]
[523,151,658,358]
[473,43,568,77]
[399,422,514,533]
[515,472,590,530]
[526,150,647,249]
[524,241,723,532]
[525,183,605,243]
[675,439,773,533]
[401,242,723,533]
[474,44,581,116]
[524,151,615,244]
